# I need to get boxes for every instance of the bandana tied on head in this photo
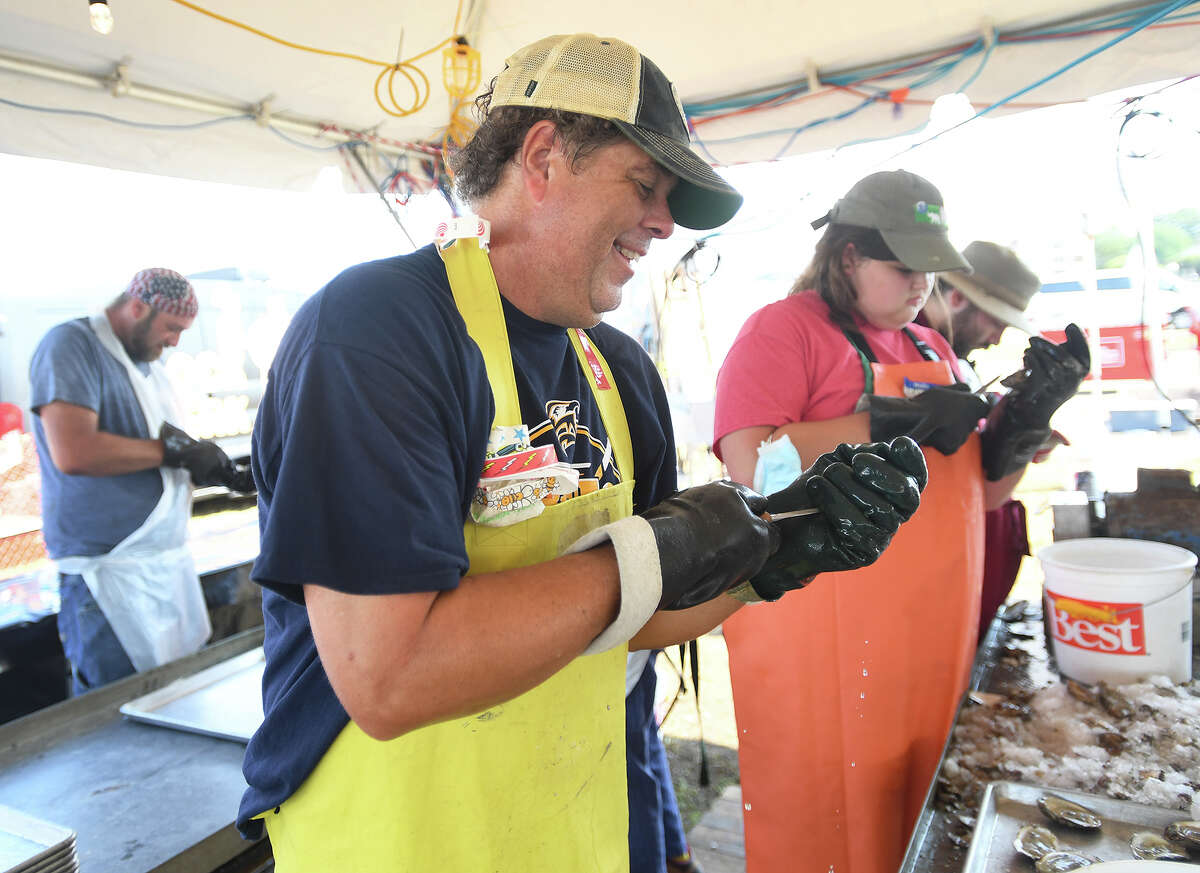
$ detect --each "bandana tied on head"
[125,268,198,318]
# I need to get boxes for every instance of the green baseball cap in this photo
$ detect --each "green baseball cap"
[812,170,970,272]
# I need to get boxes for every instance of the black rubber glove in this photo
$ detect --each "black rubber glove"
[160,422,238,488]
[981,323,1089,481]
[867,383,991,455]
[645,480,780,610]
[748,436,928,601]
[226,463,256,494]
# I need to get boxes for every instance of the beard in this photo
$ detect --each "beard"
[949,307,991,358]
[127,310,161,362]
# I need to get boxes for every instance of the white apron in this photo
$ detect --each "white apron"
[54,313,211,671]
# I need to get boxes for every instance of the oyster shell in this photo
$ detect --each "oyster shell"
[1000,600,1029,621]
[1164,820,1200,849]
[1130,830,1189,860]
[1034,850,1103,872]
[1066,679,1098,706]
[1097,681,1134,719]
[1037,794,1103,830]
[1014,824,1059,859]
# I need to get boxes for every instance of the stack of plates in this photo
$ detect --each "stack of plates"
[0,806,77,873]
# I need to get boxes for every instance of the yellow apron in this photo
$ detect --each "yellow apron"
[264,237,636,872]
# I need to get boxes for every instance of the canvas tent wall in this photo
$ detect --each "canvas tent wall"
[0,0,1197,191]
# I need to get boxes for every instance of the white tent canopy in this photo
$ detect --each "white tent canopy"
[0,0,1197,189]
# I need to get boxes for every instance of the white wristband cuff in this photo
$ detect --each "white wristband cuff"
[566,515,662,655]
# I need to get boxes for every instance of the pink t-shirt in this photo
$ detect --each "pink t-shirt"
[713,289,959,459]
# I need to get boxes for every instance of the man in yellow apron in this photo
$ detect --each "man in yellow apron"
[238,34,931,872]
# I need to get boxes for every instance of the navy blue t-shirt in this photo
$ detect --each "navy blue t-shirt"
[238,245,676,836]
[29,318,163,558]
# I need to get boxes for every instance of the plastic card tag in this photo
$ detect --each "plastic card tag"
[435,216,491,250]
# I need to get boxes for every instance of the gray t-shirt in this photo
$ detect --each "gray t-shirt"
[30,318,163,558]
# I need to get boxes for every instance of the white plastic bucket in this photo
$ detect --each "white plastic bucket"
[1038,537,1196,684]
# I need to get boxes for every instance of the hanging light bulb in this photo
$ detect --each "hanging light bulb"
[89,0,114,35]
[928,92,975,133]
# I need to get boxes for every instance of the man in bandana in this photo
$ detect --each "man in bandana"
[30,268,252,693]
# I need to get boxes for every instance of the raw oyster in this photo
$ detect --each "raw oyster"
[1036,794,1103,830]
[1014,824,1059,859]
[1034,850,1103,872]
[1164,820,1200,849]
[1130,830,1189,860]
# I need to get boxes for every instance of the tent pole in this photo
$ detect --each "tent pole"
[0,50,430,161]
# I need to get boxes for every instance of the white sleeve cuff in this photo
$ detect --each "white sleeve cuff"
[565,515,662,655]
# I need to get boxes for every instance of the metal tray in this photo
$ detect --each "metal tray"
[963,781,1193,873]
[0,805,75,872]
[119,647,265,743]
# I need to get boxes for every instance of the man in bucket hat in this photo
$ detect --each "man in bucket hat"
[920,242,1078,643]
[923,240,1041,360]
[29,268,251,694]
[238,33,929,872]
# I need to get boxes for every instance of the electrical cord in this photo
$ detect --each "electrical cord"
[868,0,1197,168]
[685,0,1200,157]
[165,0,465,120]
[1113,91,1200,434]
[0,94,252,129]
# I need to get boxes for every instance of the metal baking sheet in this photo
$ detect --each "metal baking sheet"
[963,781,1193,873]
[0,805,74,872]
[119,648,265,743]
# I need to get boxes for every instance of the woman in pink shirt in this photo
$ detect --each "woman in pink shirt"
[713,170,994,873]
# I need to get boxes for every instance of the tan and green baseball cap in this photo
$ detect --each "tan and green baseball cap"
[812,170,970,272]
[942,241,1040,333]
[489,34,743,231]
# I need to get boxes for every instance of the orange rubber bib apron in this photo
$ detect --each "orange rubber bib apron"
[262,236,635,872]
[725,331,984,873]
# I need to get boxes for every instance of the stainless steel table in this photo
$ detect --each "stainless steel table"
[899,594,1200,873]
[0,629,268,873]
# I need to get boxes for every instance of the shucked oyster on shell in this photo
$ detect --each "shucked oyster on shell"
[1130,830,1190,861]
[1014,824,1059,859]
[1033,850,1103,872]
[1164,820,1200,849]
[1036,794,1103,830]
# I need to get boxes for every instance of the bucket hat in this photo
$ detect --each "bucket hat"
[942,241,1040,333]
[490,33,742,231]
[812,170,969,272]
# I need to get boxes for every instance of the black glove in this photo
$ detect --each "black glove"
[867,383,991,455]
[226,462,256,494]
[981,323,1089,481]
[748,436,928,601]
[160,422,238,488]
[645,481,780,610]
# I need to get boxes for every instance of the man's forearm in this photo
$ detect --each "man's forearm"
[629,594,744,651]
[984,466,1024,510]
[308,547,623,741]
[39,401,167,476]
[52,431,165,476]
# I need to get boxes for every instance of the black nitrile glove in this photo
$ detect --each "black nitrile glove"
[981,323,1089,481]
[159,422,237,488]
[646,480,780,610]
[748,436,928,601]
[226,463,256,494]
[867,383,990,455]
